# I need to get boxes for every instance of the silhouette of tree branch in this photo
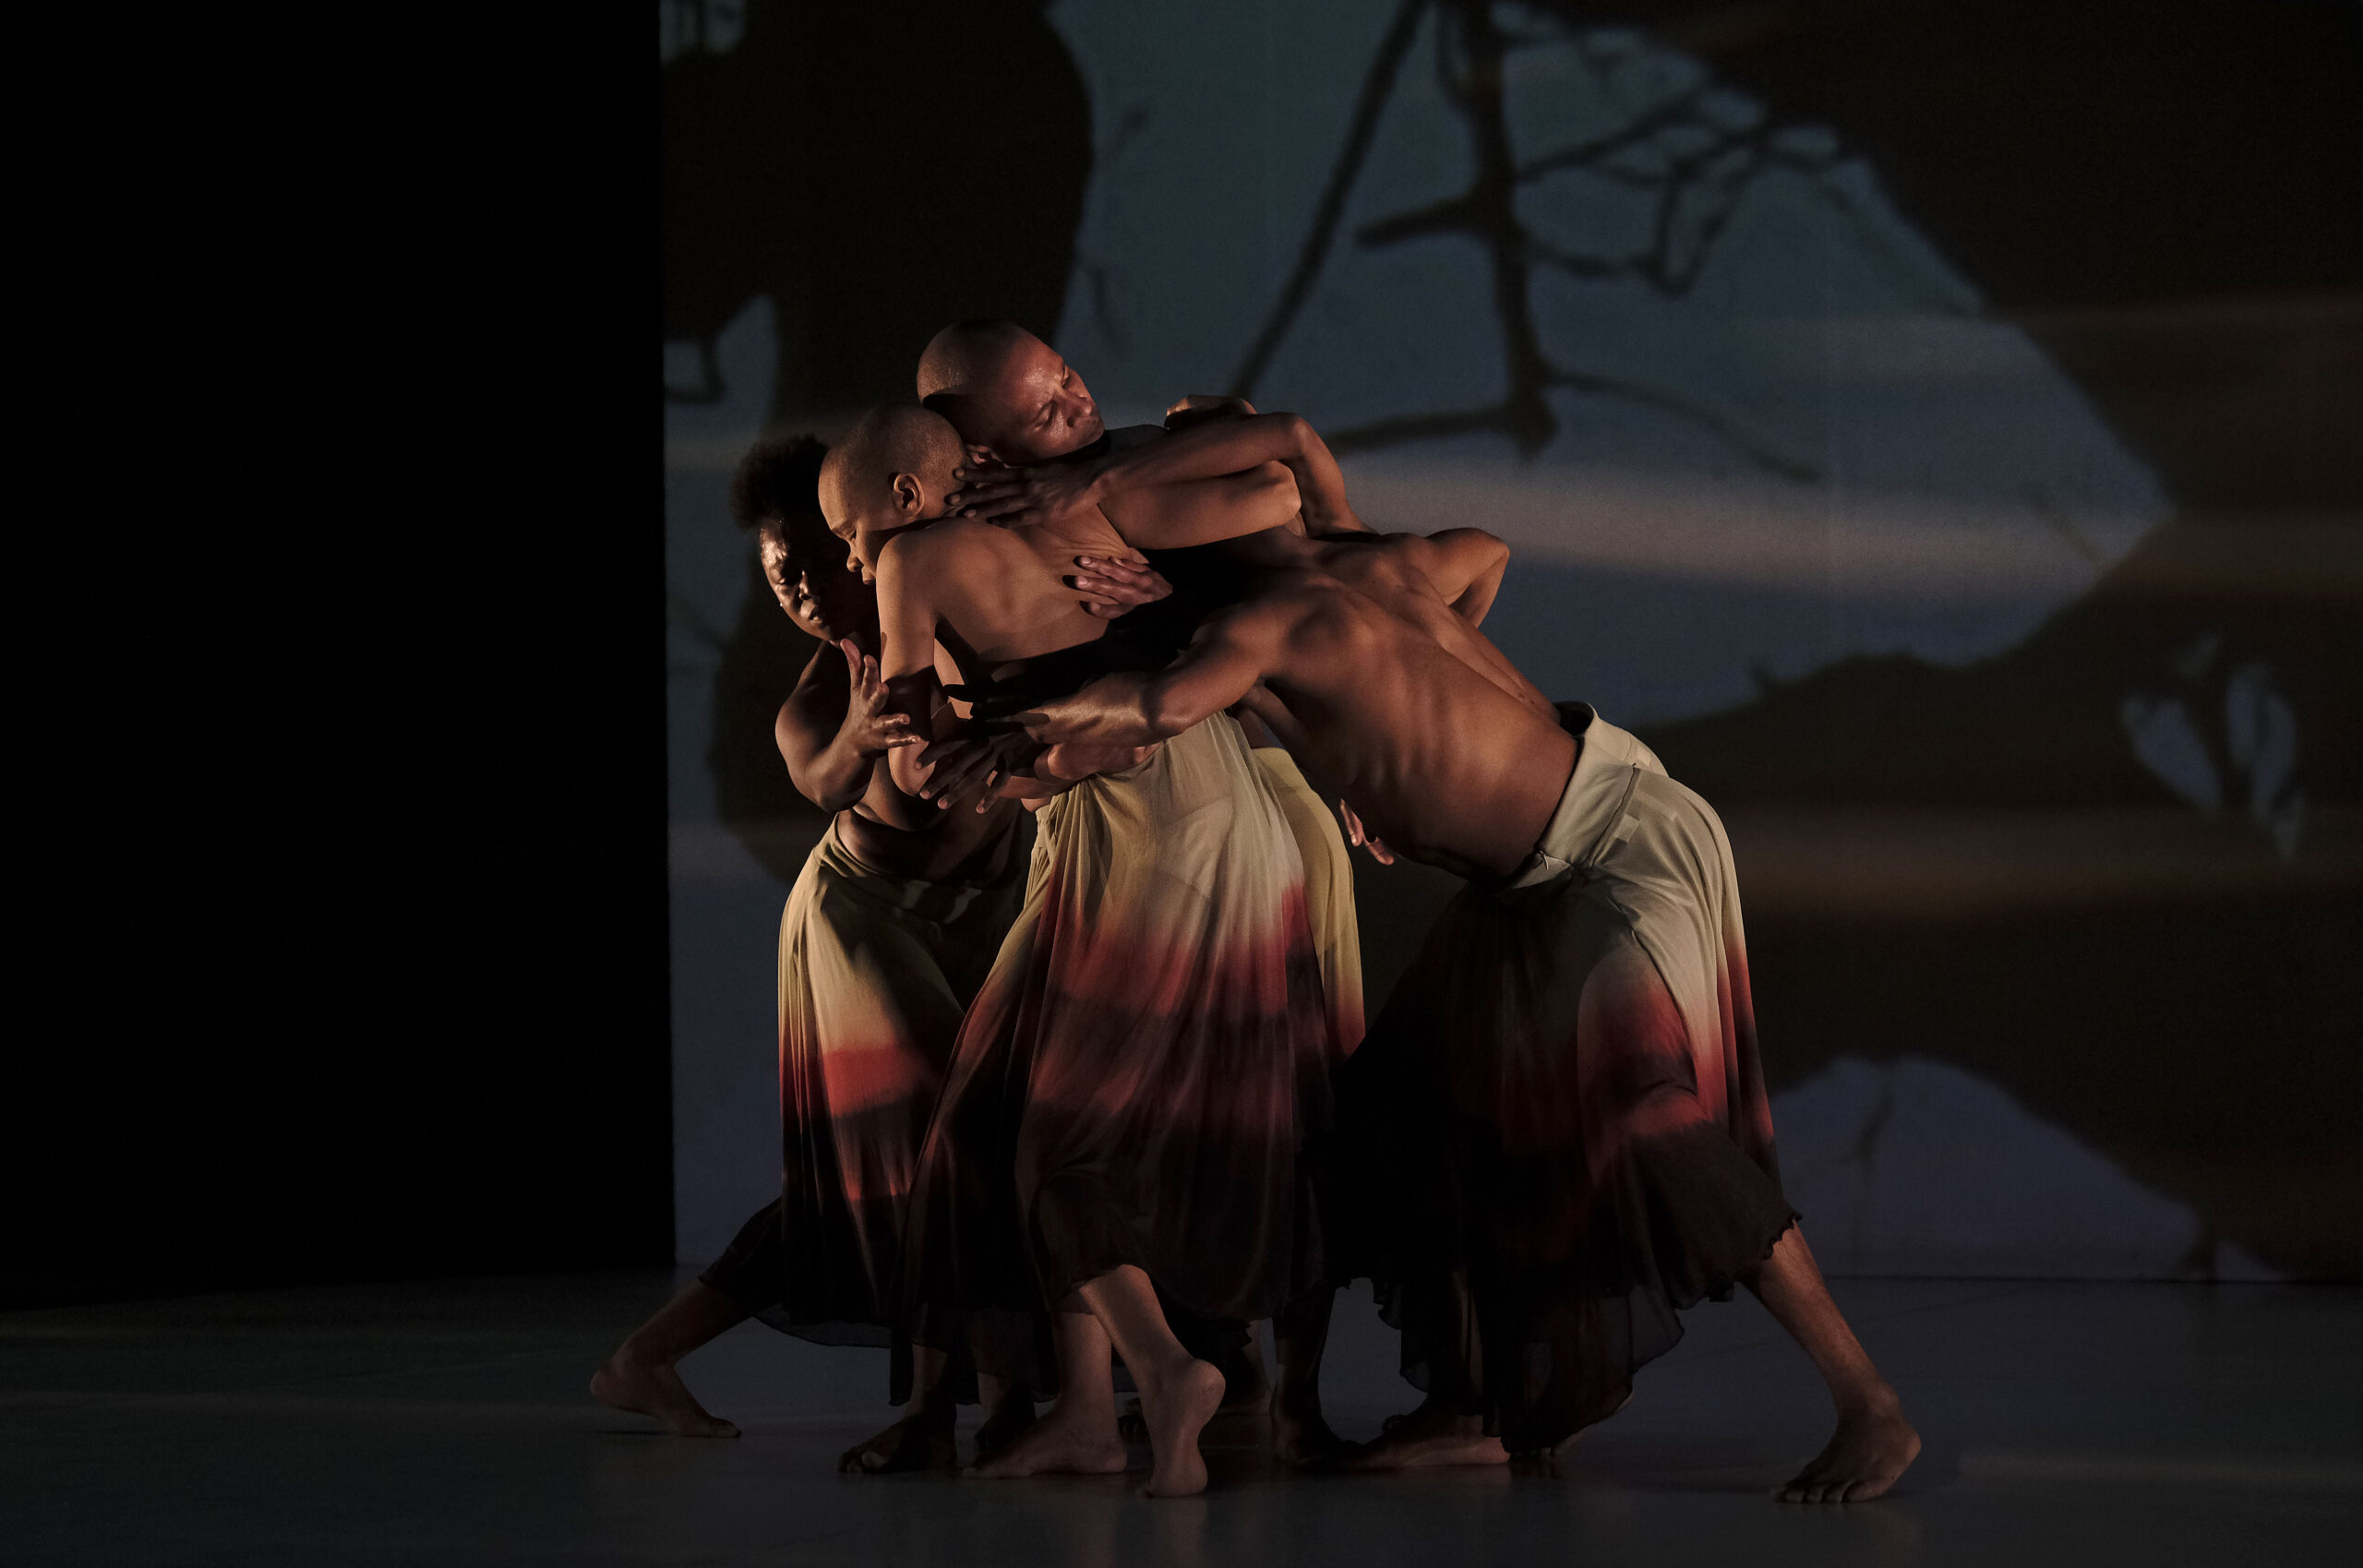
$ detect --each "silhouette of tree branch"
[1229,0,1877,476]
[1439,0,1558,456]
[1228,0,1430,400]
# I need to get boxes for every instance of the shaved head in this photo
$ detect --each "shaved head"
[916,319,1038,404]
[815,402,966,581]
[915,318,1102,465]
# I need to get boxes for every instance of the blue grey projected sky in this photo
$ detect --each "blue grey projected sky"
[1046,0,2166,724]
[657,0,2280,1280]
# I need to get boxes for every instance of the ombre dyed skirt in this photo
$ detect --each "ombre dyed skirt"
[702,809,1026,1365]
[899,714,1339,1380]
[1253,746,1366,1062]
[1341,706,1796,1454]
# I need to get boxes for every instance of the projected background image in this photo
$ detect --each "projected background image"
[662,0,2361,1282]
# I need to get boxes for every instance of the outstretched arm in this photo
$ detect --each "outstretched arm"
[1014,607,1284,751]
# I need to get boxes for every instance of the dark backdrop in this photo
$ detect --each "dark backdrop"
[12,13,671,1306]
[664,0,2358,1279]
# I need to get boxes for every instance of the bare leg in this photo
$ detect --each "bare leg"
[1076,1266,1227,1497]
[1269,1289,1350,1465]
[838,1343,959,1473]
[968,1309,1128,1479]
[591,1279,748,1439]
[1743,1226,1920,1502]
[1119,1322,1266,1439]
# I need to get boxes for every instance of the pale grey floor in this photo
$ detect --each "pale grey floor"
[5,1273,2357,1566]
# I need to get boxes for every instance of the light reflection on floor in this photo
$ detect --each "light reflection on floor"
[6,1273,2357,1565]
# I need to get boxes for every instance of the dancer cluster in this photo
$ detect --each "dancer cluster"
[595,323,1920,1503]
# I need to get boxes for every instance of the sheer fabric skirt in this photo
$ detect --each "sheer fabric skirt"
[899,715,1339,1387]
[702,811,1026,1391]
[1253,746,1366,1061]
[1340,712,1795,1453]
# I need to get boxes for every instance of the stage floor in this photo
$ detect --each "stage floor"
[6,1273,2357,1565]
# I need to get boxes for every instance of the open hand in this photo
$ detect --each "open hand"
[945,459,1103,526]
[1339,798,1395,866]
[1072,554,1172,620]
[840,640,920,755]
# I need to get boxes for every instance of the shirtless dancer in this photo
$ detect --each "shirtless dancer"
[821,403,1339,1496]
[916,323,1367,1459]
[591,435,1167,1469]
[999,413,1923,1504]
[916,325,1364,1059]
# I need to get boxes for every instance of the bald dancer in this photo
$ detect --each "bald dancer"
[915,326,1365,1053]
[999,418,1923,1504]
[593,435,1170,1470]
[918,325,1373,1455]
[820,402,1339,1496]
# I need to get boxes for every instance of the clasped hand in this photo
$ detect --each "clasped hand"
[915,721,1160,812]
[944,459,1102,528]
[910,725,1040,812]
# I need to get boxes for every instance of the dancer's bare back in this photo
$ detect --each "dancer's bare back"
[876,467,1300,797]
[1284,533,1555,724]
[1018,537,1577,881]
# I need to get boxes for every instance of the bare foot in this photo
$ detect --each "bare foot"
[968,1404,1128,1479]
[1777,1392,1921,1503]
[1270,1394,1351,1467]
[590,1351,738,1439]
[1117,1381,1262,1441]
[1141,1359,1227,1497]
[839,1406,958,1474]
[974,1398,1038,1460]
[1344,1405,1509,1470]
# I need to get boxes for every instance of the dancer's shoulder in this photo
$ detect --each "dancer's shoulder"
[878,515,1003,572]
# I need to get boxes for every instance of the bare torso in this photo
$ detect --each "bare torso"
[783,640,1024,881]
[1280,536,1555,722]
[896,513,1132,683]
[842,761,1021,881]
[879,506,1168,806]
[1228,555,1577,881]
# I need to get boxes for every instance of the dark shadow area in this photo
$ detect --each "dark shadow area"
[666,0,1092,419]
[15,13,672,1308]
[673,0,1097,874]
[667,0,2360,1276]
[708,541,834,884]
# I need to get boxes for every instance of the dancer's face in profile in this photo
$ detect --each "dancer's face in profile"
[820,470,951,584]
[962,334,1103,465]
[760,515,874,644]
[821,489,914,585]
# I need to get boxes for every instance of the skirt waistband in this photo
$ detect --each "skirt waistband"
[1501,707,1666,897]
